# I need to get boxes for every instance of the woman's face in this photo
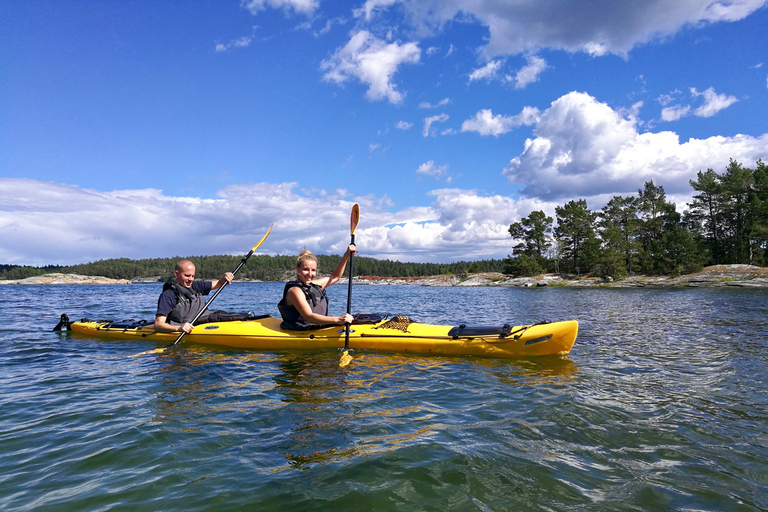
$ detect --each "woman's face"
[296,259,317,285]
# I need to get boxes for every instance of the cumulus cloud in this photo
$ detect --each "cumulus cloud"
[503,91,768,201]
[360,189,555,262]
[359,0,766,57]
[461,107,540,137]
[396,120,413,129]
[320,30,421,104]
[0,178,556,265]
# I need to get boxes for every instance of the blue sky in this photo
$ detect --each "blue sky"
[2,0,767,266]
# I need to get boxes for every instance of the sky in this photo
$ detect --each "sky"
[2,0,767,267]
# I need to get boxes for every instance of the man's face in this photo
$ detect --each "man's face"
[174,263,196,288]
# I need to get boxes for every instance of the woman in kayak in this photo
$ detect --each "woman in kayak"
[278,244,356,330]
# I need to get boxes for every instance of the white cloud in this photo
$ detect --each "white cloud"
[691,86,738,117]
[360,189,556,261]
[469,60,503,81]
[361,0,766,57]
[320,30,421,104]
[355,0,400,21]
[461,107,540,137]
[215,36,252,52]
[503,91,768,202]
[0,178,555,265]
[416,161,448,179]
[659,86,737,121]
[510,55,548,89]
[661,104,692,121]
[396,120,413,129]
[242,0,319,15]
[657,91,681,106]
[423,113,449,136]
[418,98,451,108]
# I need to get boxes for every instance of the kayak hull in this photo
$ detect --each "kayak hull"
[67,316,578,358]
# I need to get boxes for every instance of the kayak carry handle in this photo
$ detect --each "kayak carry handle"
[53,314,72,332]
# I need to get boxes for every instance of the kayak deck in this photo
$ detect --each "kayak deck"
[62,314,578,358]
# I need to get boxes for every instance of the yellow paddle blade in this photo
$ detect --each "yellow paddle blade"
[130,347,167,357]
[250,224,273,252]
[339,349,353,367]
[350,204,359,235]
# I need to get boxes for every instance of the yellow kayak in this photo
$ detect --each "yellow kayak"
[58,314,578,358]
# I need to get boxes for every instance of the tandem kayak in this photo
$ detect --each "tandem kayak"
[55,314,578,358]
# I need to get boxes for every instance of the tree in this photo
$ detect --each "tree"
[688,168,724,263]
[748,159,768,265]
[555,199,598,275]
[599,195,641,276]
[720,159,754,263]
[637,181,675,273]
[506,210,553,276]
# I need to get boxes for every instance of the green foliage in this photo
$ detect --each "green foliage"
[506,210,552,276]
[0,254,506,281]
[505,253,547,277]
[555,199,598,275]
[505,158,765,277]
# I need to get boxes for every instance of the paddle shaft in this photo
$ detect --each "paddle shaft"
[344,233,355,350]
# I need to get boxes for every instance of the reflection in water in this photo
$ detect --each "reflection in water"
[265,350,581,472]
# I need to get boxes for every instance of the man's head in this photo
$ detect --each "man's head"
[174,260,196,288]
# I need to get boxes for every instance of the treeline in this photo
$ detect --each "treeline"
[0,254,505,282]
[507,159,767,278]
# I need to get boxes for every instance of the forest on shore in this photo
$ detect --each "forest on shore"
[3,159,766,282]
[506,159,767,278]
[0,255,505,283]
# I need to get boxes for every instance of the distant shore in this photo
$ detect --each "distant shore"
[2,264,767,288]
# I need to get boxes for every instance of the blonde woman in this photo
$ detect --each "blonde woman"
[278,244,356,330]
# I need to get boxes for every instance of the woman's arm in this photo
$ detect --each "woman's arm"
[314,244,356,289]
[286,286,353,326]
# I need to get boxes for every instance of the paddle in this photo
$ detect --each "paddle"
[339,204,359,367]
[165,224,273,348]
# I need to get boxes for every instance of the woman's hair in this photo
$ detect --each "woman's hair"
[296,250,317,268]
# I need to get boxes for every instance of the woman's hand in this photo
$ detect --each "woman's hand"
[338,313,354,325]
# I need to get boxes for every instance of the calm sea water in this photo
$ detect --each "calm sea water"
[1,283,767,511]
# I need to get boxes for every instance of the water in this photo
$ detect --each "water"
[1,283,767,511]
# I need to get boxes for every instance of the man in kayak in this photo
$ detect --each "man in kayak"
[154,259,248,334]
[278,245,356,330]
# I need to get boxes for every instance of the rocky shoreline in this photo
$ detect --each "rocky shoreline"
[2,264,767,288]
[347,264,768,288]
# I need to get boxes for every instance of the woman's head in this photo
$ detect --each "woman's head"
[295,250,318,284]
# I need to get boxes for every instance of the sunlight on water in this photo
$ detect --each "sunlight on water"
[1,284,767,511]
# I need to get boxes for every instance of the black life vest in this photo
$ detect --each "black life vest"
[163,282,212,326]
[278,281,329,330]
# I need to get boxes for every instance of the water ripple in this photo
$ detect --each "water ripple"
[1,284,767,510]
